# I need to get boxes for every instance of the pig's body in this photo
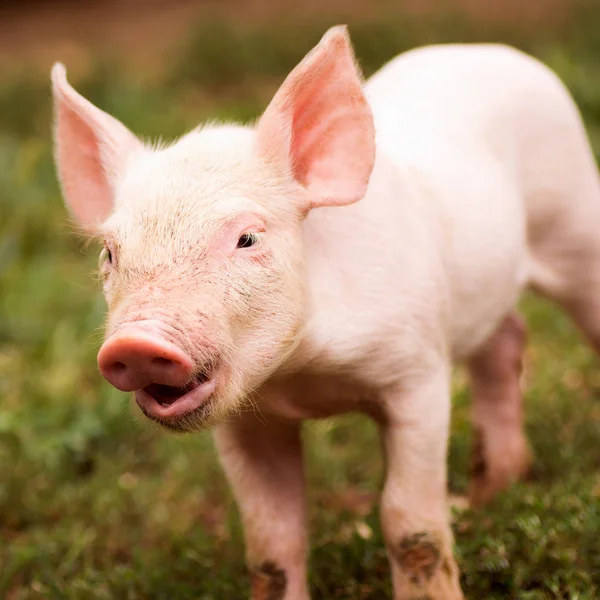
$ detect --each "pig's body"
[265,44,600,422]
[53,32,600,600]
[365,44,600,359]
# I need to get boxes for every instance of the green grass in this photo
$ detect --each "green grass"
[1,5,600,599]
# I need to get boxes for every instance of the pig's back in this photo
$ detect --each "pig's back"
[363,43,600,358]
[364,43,587,174]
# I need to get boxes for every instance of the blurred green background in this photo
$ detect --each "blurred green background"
[1,0,600,598]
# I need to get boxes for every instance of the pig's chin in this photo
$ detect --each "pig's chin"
[134,371,219,432]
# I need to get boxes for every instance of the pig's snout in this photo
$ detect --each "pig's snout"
[98,331,194,392]
[98,330,218,426]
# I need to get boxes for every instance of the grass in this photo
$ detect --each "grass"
[1,4,600,598]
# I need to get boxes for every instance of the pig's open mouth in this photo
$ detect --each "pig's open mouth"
[96,326,221,429]
[143,371,211,407]
[134,366,218,427]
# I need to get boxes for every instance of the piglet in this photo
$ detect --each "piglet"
[52,26,600,600]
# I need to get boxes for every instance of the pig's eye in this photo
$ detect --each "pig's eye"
[237,233,259,249]
[99,245,113,267]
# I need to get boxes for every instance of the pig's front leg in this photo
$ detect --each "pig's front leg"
[380,366,464,600]
[214,414,309,600]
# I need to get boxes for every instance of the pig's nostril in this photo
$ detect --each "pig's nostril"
[112,361,127,373]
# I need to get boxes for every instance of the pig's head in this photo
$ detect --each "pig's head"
[51,26,375,431]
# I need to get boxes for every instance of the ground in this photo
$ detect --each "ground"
[0,4,600,599]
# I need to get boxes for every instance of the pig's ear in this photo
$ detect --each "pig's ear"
[51,63,142,232]
[256,25,375,210]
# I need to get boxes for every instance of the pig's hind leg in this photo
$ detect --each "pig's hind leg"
[526,156,600,353]
[467,313,531,507]
[530,235,600,357]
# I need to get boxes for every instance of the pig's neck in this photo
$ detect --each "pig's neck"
[287,152,416,374]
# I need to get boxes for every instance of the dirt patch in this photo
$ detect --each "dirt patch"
[250,561,287,600]
[392,532,442,586]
